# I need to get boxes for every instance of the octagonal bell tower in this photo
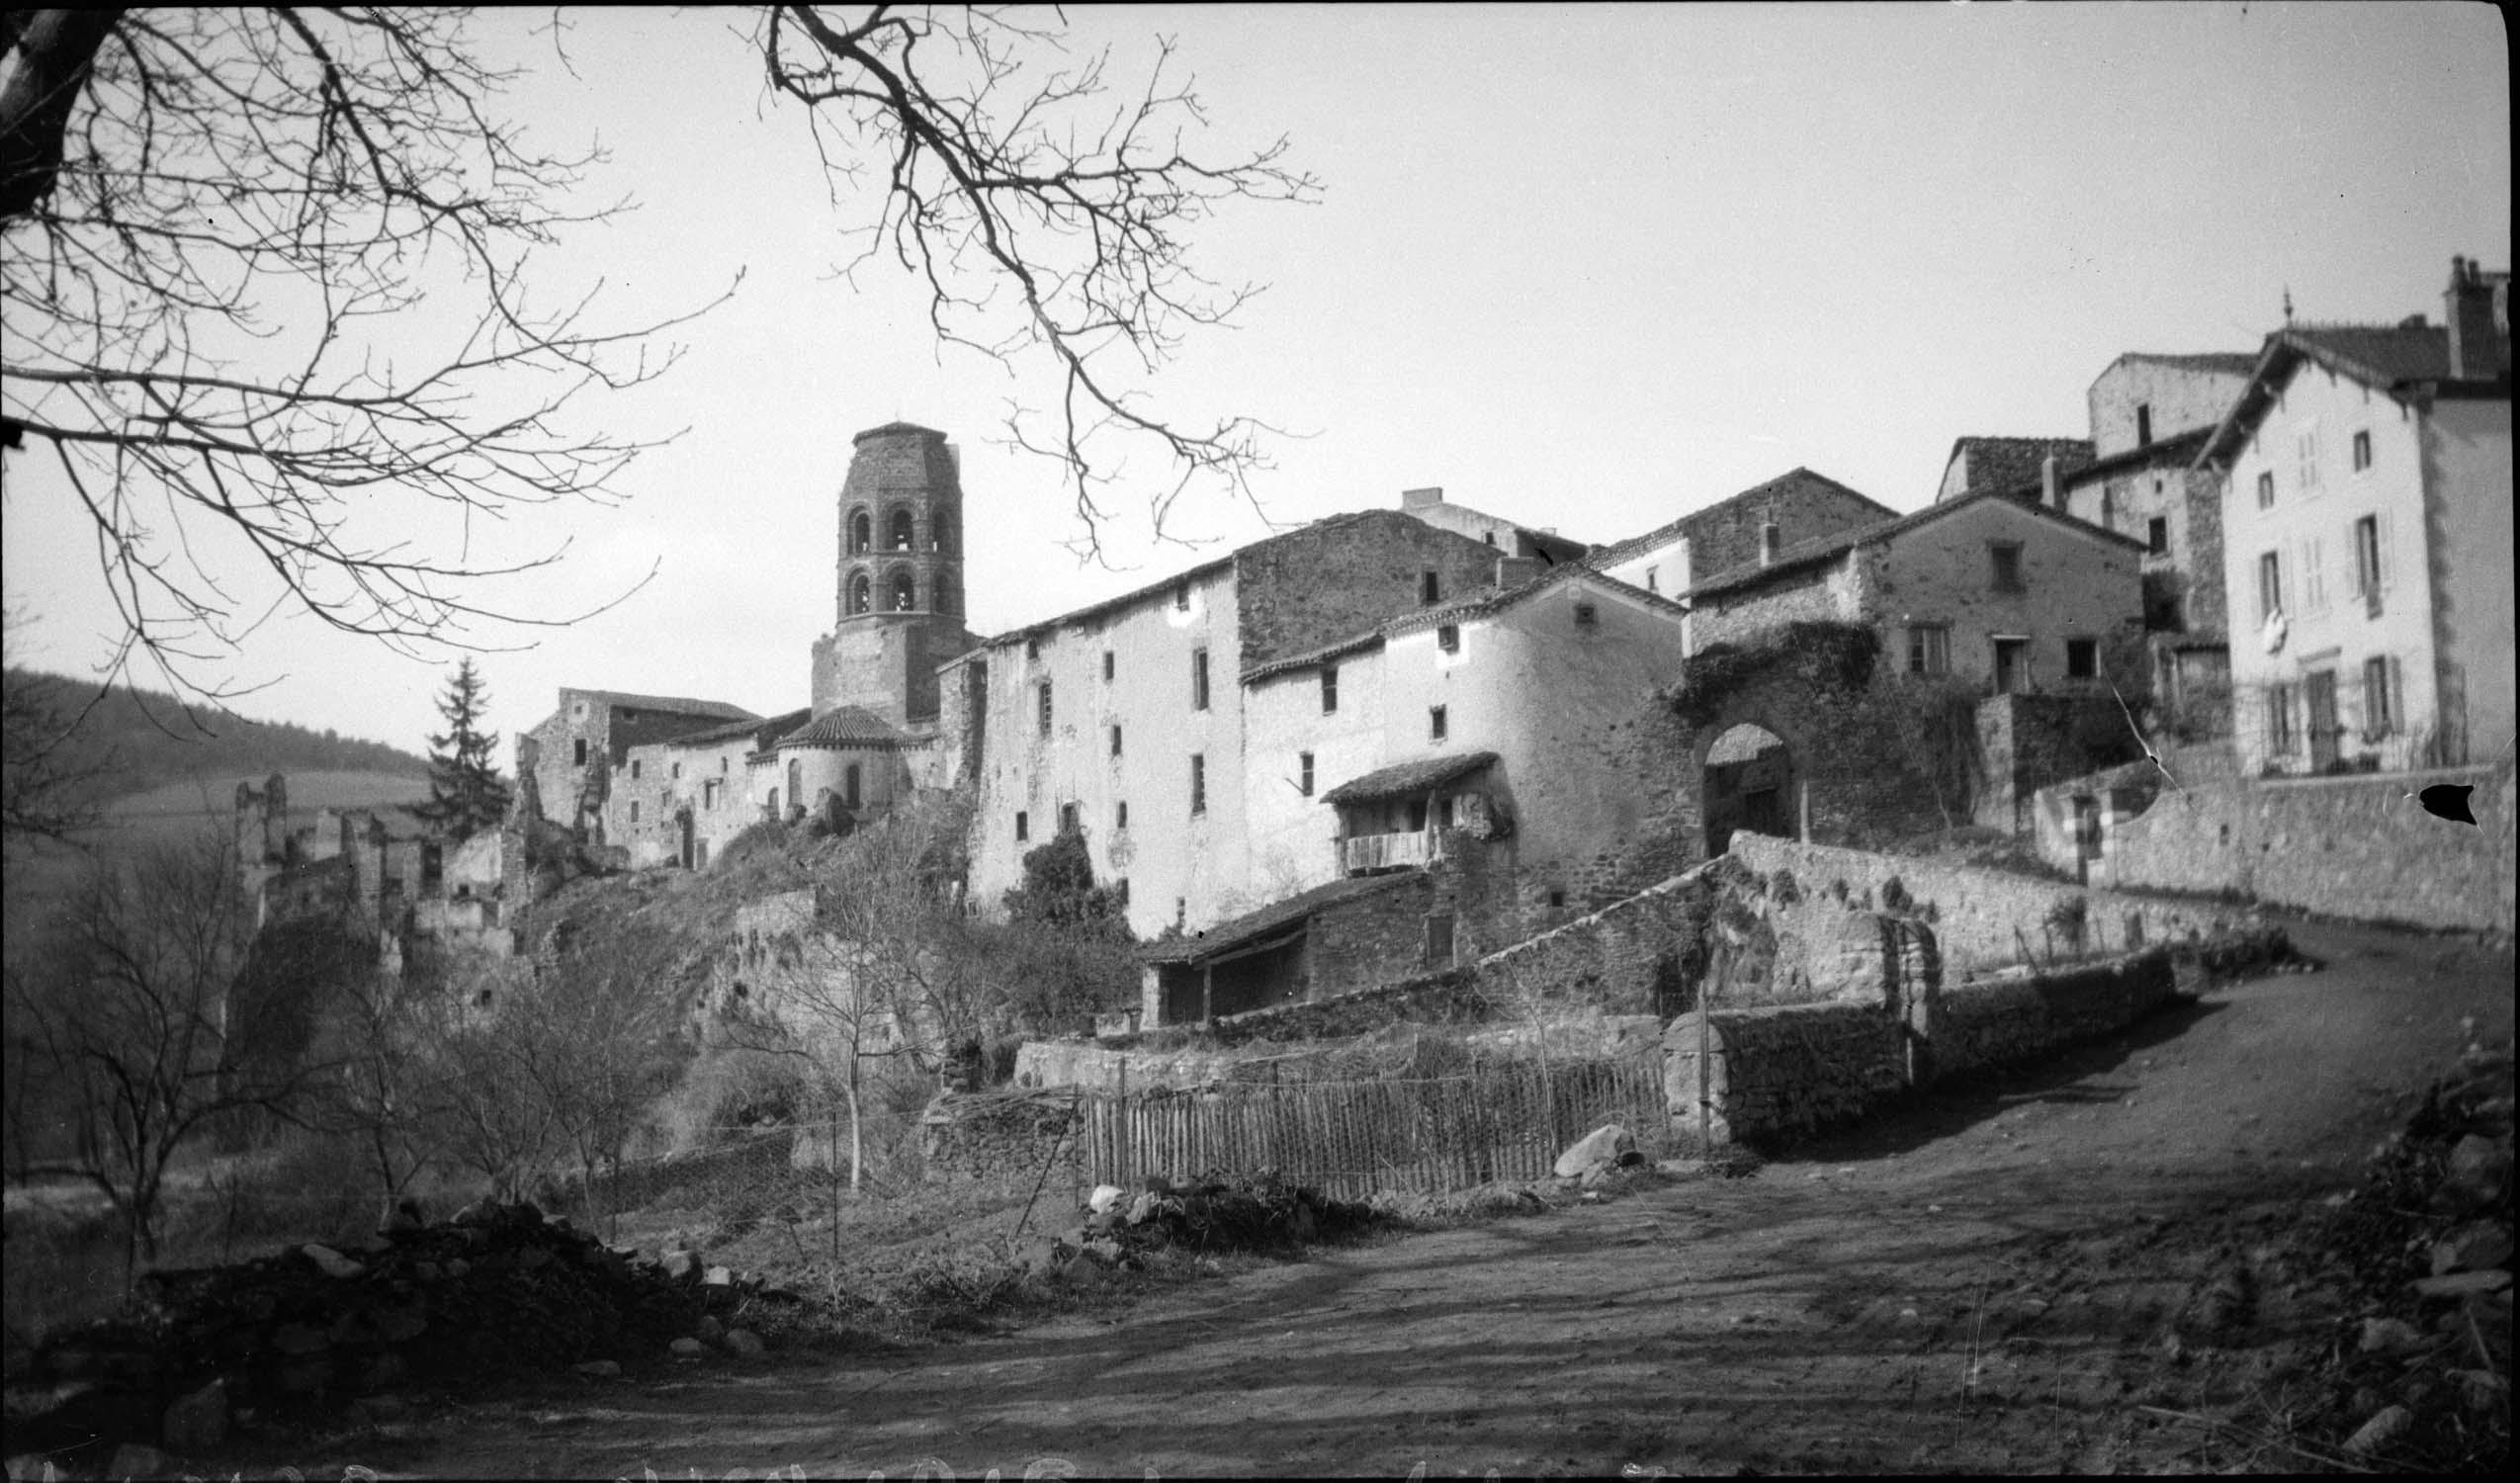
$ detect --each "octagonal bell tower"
[810,422,977,730]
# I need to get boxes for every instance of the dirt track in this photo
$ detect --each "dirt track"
[280,918,2508,1478]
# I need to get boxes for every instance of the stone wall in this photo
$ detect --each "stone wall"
[1662,1001,1907,1146]
[1662,947,2178,1149]
[1915,951,2177,1084]
[1233,510,1509,673]
[920,1088,1087,1185]
[1971,691,2141,833]
[1470,861,1720,1018]
[1728,834,2260,976]
[2036,758,2516,933]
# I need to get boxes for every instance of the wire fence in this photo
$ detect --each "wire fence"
[1082,1050,1669,1201]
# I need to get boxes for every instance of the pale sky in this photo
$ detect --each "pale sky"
[2,2,2509,762]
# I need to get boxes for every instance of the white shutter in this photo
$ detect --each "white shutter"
[2304,536,2325,612]
[2377,509,2396,594]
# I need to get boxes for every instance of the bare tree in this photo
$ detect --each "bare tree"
[1,638,108,846]
[2,830,326,1278]
[2,8,1314,699]
[755,6,1318,554]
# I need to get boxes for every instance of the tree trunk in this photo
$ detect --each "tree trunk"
[0,9,126,223]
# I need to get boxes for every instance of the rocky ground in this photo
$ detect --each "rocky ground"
[6,915,2510,1478]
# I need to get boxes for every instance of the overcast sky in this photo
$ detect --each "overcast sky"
[2,2,2509,763]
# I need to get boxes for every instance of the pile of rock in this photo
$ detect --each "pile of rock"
[2310,1044,2512,1467]
[5,1200,792,1471]
[1017,1172,1376,1282]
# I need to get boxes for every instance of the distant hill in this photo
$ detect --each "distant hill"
[3,666,429,807]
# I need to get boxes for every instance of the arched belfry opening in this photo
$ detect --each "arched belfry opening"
[848,508,872,555]
[887,567,918,612]
[1701,721,1796,856]
[888,507,915,552]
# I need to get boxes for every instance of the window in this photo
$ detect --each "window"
[1436,795,1454,829]
[1420,569,1441,605]
[1430,705,1448,742]
[1116,801,1130,830]
[1548,889,1566,910]
[1060,802,1079,833]
[1437,624,1460,654]
[1025,636,1040,660]
[848,510,871,554]
[704,778,720,811]
[889,569,916,611]
[1989,543,2024,592]
[1424,912,1456,968]
[629,801,640,823]
[890,508,915,551]
[1645,568,1658,592]
[2147,516,2169,556]
[1759,522,1781,565]
[2363,656,2394,737]
[1906,624,1951,676]
[2065,638,2099,680]
[932,515,954,555]
[573,738,588,765]
[1298,751,1315,797]
[1189,754,1206,815]
[844,764,861,809]
[2256,471,2276,509]
[2257,551,2284,622]
[671,762,682,780]
[2296,428,2320,492]
[2351,430,2372,472]
[1173,581,1190,612]
[1037,680,1053,737]
[1321,665,1340,715]
[2099,487,2117,531]
[1109,724,1123,757]
[1191,648,1210,710]
[1102,650,1115,681]
[2267,684,2297,755]
[631,759,642,780]
[721,756,729,773]
[2352,514,2384,600]
[2135,403,2152,446]
[1573,602,1598,626]
[849,573,872,615]
[1014,811,1029,841]
[1482,531,1496,547]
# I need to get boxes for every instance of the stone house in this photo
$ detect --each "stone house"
[1394,485,1591,568]
[2203,256,2512,775]
[941,507,1526,940]
[1588,467,1899,607]
[234,773,521,957]
[1935,436,2094,505]
[519,689,760,845]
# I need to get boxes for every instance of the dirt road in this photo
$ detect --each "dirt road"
[300,919,2509,1477]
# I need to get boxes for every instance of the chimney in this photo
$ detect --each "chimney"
[2445,254,2502,380]
[2041,454,2061,508]
[1402,486,1444,509]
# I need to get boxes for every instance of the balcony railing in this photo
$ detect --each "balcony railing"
[1337,829,1449,875]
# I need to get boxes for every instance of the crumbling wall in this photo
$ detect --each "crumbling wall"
[920,1089,1087,1185]
[1663,1001,1907,1146]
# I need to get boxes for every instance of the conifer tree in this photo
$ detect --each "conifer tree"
[413,659,511,841]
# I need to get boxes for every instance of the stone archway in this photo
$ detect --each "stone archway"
[1699,719,1797,857]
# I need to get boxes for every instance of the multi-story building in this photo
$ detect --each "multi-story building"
[942,507,1535,938]
[2204,257,2512,775]
[518,689,761,843]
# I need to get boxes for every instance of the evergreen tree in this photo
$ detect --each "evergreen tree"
[412,659,511,840]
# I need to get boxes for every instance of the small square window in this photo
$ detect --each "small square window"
[1907,625,1950,676]
[2147,516,2169,556]
[1059,802,1079,833]
[1989,543,2024,592]
[670,762,681,780]
[1430,705,1448,742]
[1026,636,1041,660]
[2351,430,2372,472]
[1573,602,1598,626]
[2065,638,2098,679]
[631,759,642,780]
[1014,811,1029,841]
[1299,751,1315,796]
[1173,581,1189,612]
[1548,889,1567,910]
[1437,624,1460,654]
[2255,471,2276,508]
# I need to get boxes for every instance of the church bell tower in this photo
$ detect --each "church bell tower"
[810,423,977,730]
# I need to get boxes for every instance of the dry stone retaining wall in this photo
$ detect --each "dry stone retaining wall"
[1914,951,2177,1084]
[921,1088,1088,1186]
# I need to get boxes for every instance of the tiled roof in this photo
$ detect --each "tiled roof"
[664,707,813,749]
[584,691,758,722]
[1585,468,1898,572]
[853,421,946,441]
[1946,436,2095,500]
[1140,872,1427,966]
[777,706,914,748]
[1319,750,1500,807]
[1385,564,1689,636]
[2114,350,2260,376]
[1679,487,2144,603]
[1240,631,1388,684]
[2197,321,2503,468]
